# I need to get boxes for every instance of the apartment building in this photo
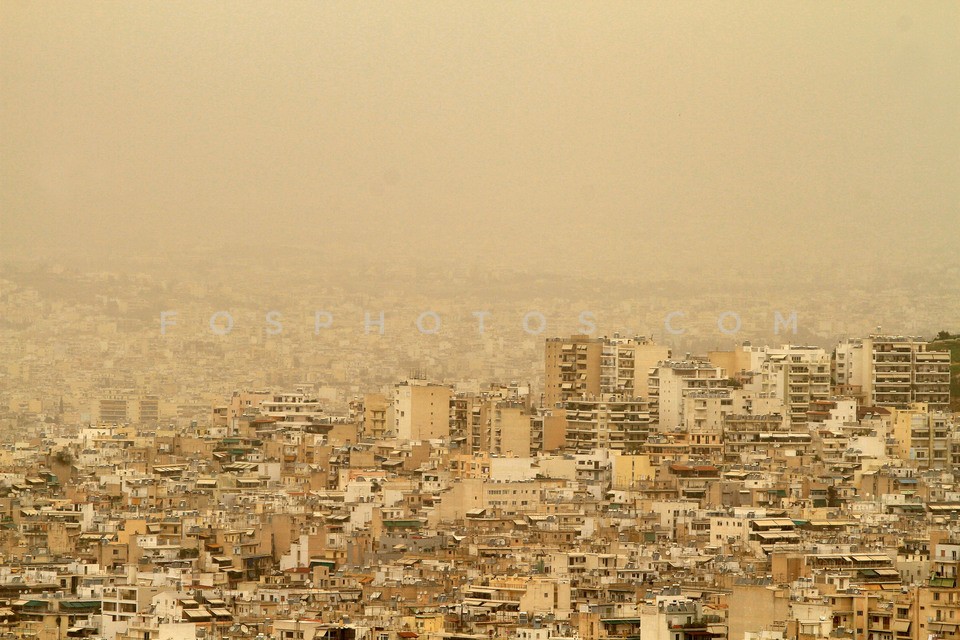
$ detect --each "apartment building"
[648,360,727,429]
[723,414,810,464]
[361,393,392,440]
[764,346,831,427]
[639,594,727,640]
[601,334,671,401]
[563,395,651,453]
[545,334,670,407]
[452,387,534,455]
[893,542,960,640]
[260,390,326,424]
[710,345,831,427]
[96,391,161,425]
[835,336,951,410]
[544,335,605,407]
[683,390,735,432]
[394,379,452,441]
[891,404,952,470]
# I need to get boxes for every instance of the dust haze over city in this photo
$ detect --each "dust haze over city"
[2,0,959,389]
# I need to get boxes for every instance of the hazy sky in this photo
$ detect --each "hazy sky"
[2,1,958,266]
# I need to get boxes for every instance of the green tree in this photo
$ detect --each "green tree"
[827,485,842,508]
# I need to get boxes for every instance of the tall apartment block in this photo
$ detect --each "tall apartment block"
[762,346,831,427]
[394,379,452,441]
[602,334,671,401]
[708,344,831,427]
[544,335,603,407]
[835,335,951,410]
[451,384,535,456]
[544,334,670,407]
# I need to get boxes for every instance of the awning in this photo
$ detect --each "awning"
[182,608,212,621]
[756,532,800,541]
[893,621,910,633]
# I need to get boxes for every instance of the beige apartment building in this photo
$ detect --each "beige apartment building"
[893,542,960,640]
[601,334,671,401]
[544,335,604,407]
[361,392,393,440]
[96,391,161,425]
[544,334,670,407]
[890,403,952,470]
[394,379,452,441]
[452,390,534,456]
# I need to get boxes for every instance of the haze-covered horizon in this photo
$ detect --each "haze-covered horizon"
[3,1,959,276]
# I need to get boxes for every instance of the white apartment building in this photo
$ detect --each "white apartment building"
[835,335,950,409]
[563,396,651,453]
[648,360,727,429]
[761,346,831,427]
[708,343,831,426]
[259,390,325,424]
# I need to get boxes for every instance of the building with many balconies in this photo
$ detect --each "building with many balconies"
[835,336,951,410]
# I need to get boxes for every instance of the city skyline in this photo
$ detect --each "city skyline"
[1,3,959,639]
